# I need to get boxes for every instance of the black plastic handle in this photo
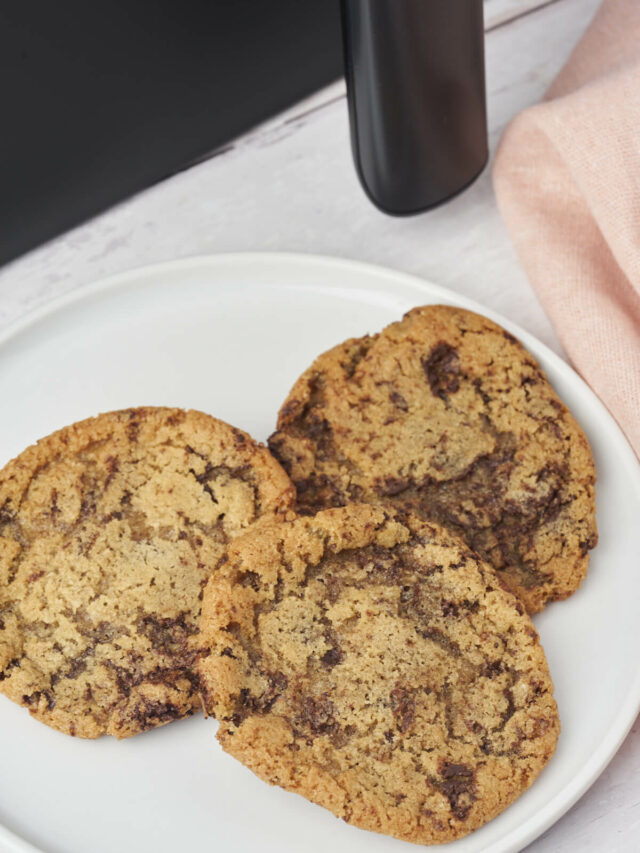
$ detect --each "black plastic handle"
[341,0,488,215]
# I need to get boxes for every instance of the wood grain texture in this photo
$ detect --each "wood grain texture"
[485,0,563,29]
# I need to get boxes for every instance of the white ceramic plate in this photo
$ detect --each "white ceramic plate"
[0,253,638,853]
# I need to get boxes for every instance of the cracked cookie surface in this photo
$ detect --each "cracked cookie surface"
[199,504,560,845]
[268,305,597,612]
[0,407,294,738]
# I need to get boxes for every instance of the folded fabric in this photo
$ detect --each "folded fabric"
[493,0,640,456]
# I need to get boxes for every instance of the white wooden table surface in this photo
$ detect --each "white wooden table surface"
[1,0,637,850]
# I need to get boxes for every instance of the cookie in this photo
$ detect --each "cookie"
[0,407,294,738]
[199,504,560,845]
[268,305,597,613]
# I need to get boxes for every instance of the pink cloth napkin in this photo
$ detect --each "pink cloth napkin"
[493,0,640,455]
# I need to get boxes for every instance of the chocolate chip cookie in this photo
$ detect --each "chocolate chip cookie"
[199,504,560,845]
[268,306,597,612]
[0,407,294,738]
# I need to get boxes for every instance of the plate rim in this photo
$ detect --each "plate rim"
[0,251,638,853]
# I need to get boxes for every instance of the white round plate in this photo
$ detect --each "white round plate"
[0,253,638,853]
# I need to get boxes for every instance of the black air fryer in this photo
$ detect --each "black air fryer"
[0,0,487,265]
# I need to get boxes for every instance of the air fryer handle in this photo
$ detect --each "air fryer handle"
[341,0,488,215]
